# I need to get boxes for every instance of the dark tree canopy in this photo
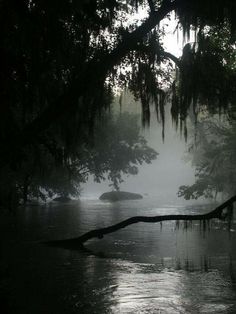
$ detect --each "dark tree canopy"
[1,0,236,207]
[2,1,236,133]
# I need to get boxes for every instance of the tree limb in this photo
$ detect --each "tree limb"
[6,0,180,167]
[45,194,236,249]
[161,51,180,67]
[15,0,179,144]
[133,42,180,66]
[103,0,179,70]
[147,0,155,13]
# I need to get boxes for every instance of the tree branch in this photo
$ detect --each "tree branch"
[161,51,180,67]
[103,0,179,70]
[45,194,236,249]
[15,0,179,143]
[133,42,180,67]
[147,0,155,12]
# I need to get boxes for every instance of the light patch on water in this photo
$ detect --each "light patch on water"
[108,262,235,314]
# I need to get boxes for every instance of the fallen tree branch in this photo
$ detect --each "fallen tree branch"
[45,195,236,249]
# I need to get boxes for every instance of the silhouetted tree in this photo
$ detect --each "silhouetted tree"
[2,112,157,204]
[1,0,236,207]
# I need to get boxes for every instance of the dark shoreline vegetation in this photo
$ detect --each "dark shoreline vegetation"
[1,0,236,210]
[2,2,236,313]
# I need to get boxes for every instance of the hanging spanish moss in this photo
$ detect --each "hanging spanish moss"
[1,0,236,206]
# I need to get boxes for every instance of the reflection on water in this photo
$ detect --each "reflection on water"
[0,197,236,313]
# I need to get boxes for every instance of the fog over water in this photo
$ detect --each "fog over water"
[82,98,196,205]
[2,98,236,314]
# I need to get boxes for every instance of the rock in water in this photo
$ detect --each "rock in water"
[99,191,143,201]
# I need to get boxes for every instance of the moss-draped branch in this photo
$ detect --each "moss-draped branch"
[45,195,236,249]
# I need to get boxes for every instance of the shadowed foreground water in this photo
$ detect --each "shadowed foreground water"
[1,197,236,313]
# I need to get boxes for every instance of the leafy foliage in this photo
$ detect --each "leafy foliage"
[1,0,236,206]
[172,23,236,130]
[91,113,158,190]
[178,118,236,200]
[2,112,157,204]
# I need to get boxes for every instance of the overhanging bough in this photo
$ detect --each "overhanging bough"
[44,195,236,249]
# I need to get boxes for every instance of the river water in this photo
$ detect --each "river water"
[1,196,236,313]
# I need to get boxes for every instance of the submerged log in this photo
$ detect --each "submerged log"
[44,195,236,249]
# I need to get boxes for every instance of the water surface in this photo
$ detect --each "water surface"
[1,197,236,313]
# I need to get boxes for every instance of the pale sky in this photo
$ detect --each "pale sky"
[130,8,195,58]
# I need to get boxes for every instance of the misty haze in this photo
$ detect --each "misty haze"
[1,1,236,314]
[82,98,195,204]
